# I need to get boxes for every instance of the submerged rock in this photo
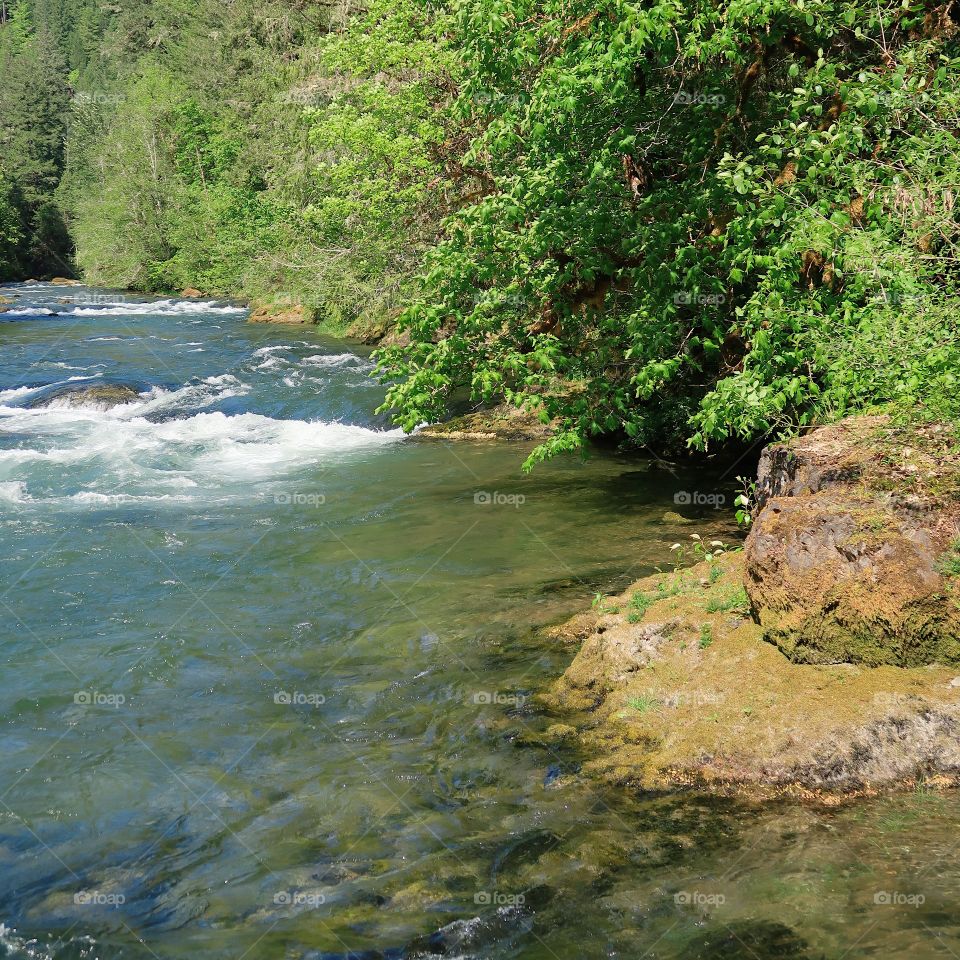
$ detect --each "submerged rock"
[744,416,960,666]
[684,920,816,959]
[31,384,142,410]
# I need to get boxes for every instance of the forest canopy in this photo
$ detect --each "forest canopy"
[1,0,959,464]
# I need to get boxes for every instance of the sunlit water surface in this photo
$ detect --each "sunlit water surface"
[0,284,958,959]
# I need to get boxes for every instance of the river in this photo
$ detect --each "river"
[0,283,958,959]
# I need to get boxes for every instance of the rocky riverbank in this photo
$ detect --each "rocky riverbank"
[541,415,960,799]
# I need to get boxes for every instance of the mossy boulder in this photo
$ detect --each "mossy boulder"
[417,403,554,442]
[543,553,960,796]
[247,300,312,324]
[744,416,960,666]
[31,384,142,410]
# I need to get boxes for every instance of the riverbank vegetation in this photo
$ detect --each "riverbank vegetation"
[1,0,959,463]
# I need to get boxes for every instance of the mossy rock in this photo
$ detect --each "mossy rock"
[417,403,553,442]
[247,300,313,324]
[31,384,141,410]
[745,417,960,666]
[543,552,960,796]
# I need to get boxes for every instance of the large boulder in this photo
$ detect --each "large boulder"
[31,384,142,410]
[744,416,960,666]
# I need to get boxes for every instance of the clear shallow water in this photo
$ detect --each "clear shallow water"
[0,284,959,959]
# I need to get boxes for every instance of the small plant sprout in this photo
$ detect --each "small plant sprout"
[592,592,619,615]
[689,534,728,563]
[626,693,659,714]
[735,476,757,527]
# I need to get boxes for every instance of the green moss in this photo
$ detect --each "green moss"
[545,551,960,797]
[937,538,960,577]
[705,586,749,614]
[626,694,658,714]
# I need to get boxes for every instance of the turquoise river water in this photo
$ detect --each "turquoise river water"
[0,283,959,959]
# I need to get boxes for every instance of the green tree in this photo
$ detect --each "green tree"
[0,6,74,276]
[0,169,24,279]
[376,0,960,465]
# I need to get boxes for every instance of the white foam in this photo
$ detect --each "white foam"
[0,481,27,503]
[67,491,188,505]
[250,350,372,376]
[62,299,246,317]
[37,361,93,371]
[252,345,293,357]
[0,401,402,509]
[301,353,369,369]
[254,355,284,370]
[0,923,56,960]
[0,385,37,403]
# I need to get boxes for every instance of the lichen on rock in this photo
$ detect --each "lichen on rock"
[416,404,554,442]
[542,553,960,797]
[247,301,312,324]
[744,416,960,666]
